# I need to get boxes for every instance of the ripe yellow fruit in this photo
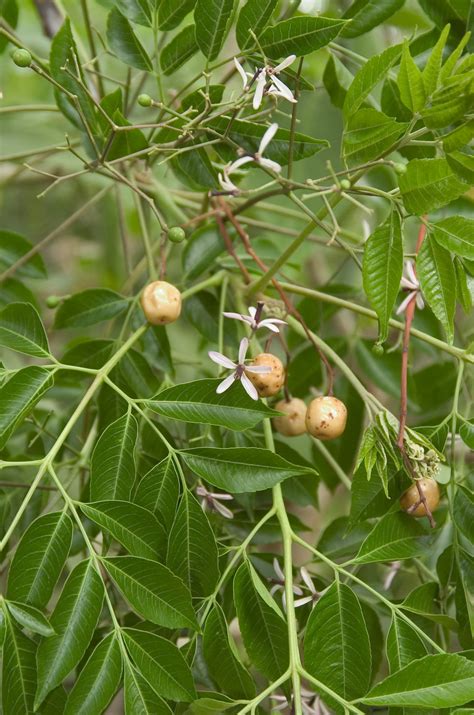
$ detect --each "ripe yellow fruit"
[245,353,285,397]
[140,281,182,325]
[273,398,307,436]
[400,478,440,517]
[305,396,347,440]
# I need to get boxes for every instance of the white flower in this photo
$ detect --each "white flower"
[196,485,234,519]
[223,304,287,333]
[383,560,401,590]
[253,68,267,109]
[217,123,282,193]
[269,558,303,611]
[396,260,425,315]
[294,567,319,608]
[208,337,271,401]
[234,57,249,90]
[252,55,297,109]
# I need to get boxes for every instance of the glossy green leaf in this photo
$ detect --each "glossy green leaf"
[123,661,173,714]
[7,511,73,608]
[107,7,152,70]
[0,366,54,449]
[454,486,474,542]
[0,230,46,280]
[422,24,451,95]
[0,302,50,358]
[194,0,235,61]
[362,654,474,708]
[180,446,312,493]
[133,456,180,530]
[79,500,166,560]
[460,420,474,449]
[2,613,36,715]
[102,555,198,629]
[171,142,218,190]
[316,516,372,561]
[6,601,54,637]
[304,581,371,701]
[259,16,347,58]
[122,628,197,702]
[0,0,18,53]
[323,54,351,109]
[64,633,122,715]
[147,378,280,430]
[160,24,199,75]
[398,42,426,112]
[363,211,403,342]
[431,216,474,260]
[234,561,289,681]
[158,0,196,30]
[455,256,473,314]
[341,0,404,38]
[400,581,459,630]
[343,44,402,118]
[236,0,276,50]
[203,603,256,699]
[90,412,138,501]
[35,560,104,709]
[386,613,427,672]
[115,0,152,26]
[447,150,474,185]
[54,288,129,329]
[354,512,433,563]
[343,108,408,165]
[399,157,468,214]
[418,235,456,343]
[166,490,219,597]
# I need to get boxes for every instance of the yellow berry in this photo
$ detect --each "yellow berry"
[400,478,440,517]
[305,396,347,440]
[141,281,182,325]
[245,353,285,397]
[273,398,307,436]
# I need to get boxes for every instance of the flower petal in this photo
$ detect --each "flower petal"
[253,69,266,109]
[396,291,416,316]
[406,260,418,287]
[273,54,296,73]
[228,155,253,173]
[216,373,237,394]
[213,501,234,519]
[234,57,248,90]
[273,558,285,581]
[218,173,239,193]
[248,306,257,318]
[258,122,278,154]
[208,351,237,370]
[240,371,259,400]
[238,337,249,364]
[245,364,272,374]
[294,595,314,608]
[259,156,282,173]
[300,566,316,593]
[223,312,252,324]
[270,75,296,103]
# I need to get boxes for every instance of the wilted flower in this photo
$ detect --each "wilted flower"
[397,260,425,315]
[218,123,282,193]
[223,304,287,334]
[294,567,319,608]
[269,558,303,611]
[196,485,234,519]
[208,337,271,400]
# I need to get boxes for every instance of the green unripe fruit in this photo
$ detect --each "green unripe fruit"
[340,179,351,190]
[168,226,186,243]
[46,295,61,308]
[372,343,384,356]
[12,48,32,68]
[393,162,407,175]
[138,93,153,107]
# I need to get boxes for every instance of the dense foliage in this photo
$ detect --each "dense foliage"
[0,0,473,713]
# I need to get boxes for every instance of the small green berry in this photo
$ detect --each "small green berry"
[372,343,384,356]
[138,93,153,108]
[393,162,407,175]
[11,48,32,68]
[46,295,61,308]
[340,179,351,190]
[168,226,186,243]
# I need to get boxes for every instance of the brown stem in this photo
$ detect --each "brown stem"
[218,199,335,394]
[397,219,435,528]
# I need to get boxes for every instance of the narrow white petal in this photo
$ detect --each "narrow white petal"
[223,312,249,323]
[248,306,257,318]
[245,364,272,374]
[208,351,236,370]
[228,155,253,173]
[270,584,281,596]
[238,337,249,364]
[258,122,278,154]
[216,373,237,394]
[258,320,280,333]
[273,54,296,73]
[213,501,234,519]
[400,276,418,291]
[214,493,233,501]
[300,566,316,593]
[240,372,259,400]
[259,156,282,173]
[416,294,425,310]
[233,57,248,90]
[406,260,418,287]
[273,558,285,581]
[294,595,314,608]
[253,70,266,109]
[292,585,304,596]
[218,173,239,193]
[270,75,296,102]
[396,292,416,315]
